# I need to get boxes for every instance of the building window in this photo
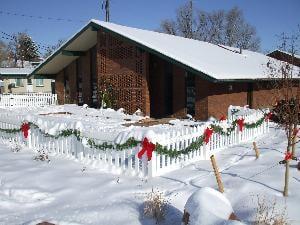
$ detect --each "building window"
[186,73,196,116]
[36,79,44,86]
[27,79,32,85]
[15,78,24,87]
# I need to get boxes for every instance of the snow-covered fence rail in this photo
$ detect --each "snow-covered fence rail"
[0,93,57,107]
[0,116,269,178]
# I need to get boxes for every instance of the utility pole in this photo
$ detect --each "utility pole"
[102,0,110,22]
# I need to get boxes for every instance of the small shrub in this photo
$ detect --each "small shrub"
[9,139,22,153]
[143,188,169,224]
[33,148,50,163]
[253,195,289,225]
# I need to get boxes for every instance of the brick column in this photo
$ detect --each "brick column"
[55,70,65,104]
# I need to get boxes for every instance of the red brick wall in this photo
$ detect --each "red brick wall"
[78,51,92,105]
[97,29,150,115]
[55,70,65,104]
[195,77,208,120]
[208,82,248,119]
[65,61,77,103]
[195,77,248,120]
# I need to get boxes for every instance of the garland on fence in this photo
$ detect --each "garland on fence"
[0,113,270,159]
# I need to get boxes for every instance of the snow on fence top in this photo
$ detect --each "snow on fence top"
[0,93,57,108]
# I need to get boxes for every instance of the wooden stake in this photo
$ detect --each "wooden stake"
[253,142,260,159]
[210,155,224,193]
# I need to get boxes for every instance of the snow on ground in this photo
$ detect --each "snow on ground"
[0,123,299,225]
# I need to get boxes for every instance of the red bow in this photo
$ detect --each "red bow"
[21,122,30,139]
[204,127,213,144]
[219,115,226,121]
[137,138,156,161]
[237,118,245,132]
[284,151,292,161]
[265,112,273,121]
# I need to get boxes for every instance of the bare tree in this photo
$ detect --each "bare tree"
[44,39,65,58]
[0,40,8,66]
[176,0,195,39]
[268,30,300,197]
[7,32,40,67]
[160,19,178,36]
[160,4,261,51]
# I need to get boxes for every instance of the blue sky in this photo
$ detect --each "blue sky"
[1,0,299,54]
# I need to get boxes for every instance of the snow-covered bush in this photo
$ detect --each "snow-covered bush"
[143,188,169,223]
[9,139,22,153]
[253,196,289,225]
[33,148,50,163]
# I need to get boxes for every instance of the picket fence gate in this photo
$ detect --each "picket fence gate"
[0,93,57,107]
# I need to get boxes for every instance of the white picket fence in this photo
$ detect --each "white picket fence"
[0,108,269,178]
[0,93,57,107]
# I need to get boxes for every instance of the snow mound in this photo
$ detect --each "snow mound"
[185,187,245,225]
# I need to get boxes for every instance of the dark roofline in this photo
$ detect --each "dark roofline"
[267,49,300,59]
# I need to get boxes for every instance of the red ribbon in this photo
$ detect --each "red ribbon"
[237,118,245,132]
[204,127,213,144]
[21,122,30,139]
[284,151,293,161]
[137,137,156,161]
[219,115,226,121]
[265,112,273,121]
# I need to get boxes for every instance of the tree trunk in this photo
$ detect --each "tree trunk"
[292,123,297,157]
[284,125,293,197]
[283,159,290,196]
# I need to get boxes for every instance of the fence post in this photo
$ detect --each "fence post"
[27,129,32,148]
[236,127,240,144]
[210,155,224,193]
[147,152,157,177]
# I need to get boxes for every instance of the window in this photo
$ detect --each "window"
[185,73,195,116]
[36,79,44,86]
[27,79,32,85]
[15,78,24,87]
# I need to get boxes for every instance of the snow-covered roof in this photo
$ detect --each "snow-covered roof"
[32,19,293,81]
[0,67,33,76]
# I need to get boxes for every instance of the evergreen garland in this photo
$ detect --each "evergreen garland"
[0,113,269,158]
[0,127,20,134]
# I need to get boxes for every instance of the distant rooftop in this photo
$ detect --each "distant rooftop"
[0,67,33,76]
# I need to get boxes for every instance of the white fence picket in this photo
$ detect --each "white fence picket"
[0,93,57,108]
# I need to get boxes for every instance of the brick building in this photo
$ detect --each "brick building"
[31,20,293,120]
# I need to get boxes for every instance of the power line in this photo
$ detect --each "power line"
[1,30,50,51]
[0,10,87,23]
